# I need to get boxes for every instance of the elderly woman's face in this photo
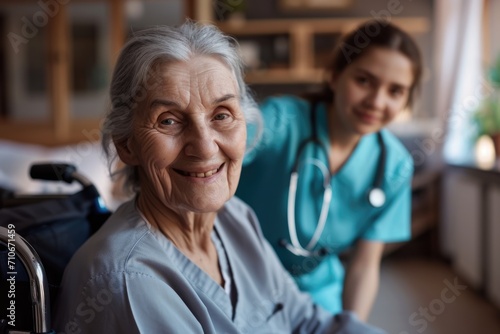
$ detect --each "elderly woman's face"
[122,56,246,213]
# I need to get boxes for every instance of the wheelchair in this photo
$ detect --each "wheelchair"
[0,163,111,334]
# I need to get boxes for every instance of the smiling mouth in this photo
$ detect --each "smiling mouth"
[174,163,224,178]
[355,111,379,123]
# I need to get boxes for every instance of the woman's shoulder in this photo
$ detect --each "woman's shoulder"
[221,196,257,225]
[63,200,158,280]
[379,129,412,159]
[258,95,314,140]
[220,197,265,240]
[261,94,308,107]
[378,129,414,185]
[244,95,313,163]
[260,95,311,120]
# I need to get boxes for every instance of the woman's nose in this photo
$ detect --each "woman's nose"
[184,122,219,159]
[364,89,386,110]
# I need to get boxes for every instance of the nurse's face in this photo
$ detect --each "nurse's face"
[329,47,414,136]
[118,56,247,213]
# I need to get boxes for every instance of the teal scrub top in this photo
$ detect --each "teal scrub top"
[236,95,413,314]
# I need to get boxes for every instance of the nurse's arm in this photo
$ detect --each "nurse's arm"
[342,239,384,321]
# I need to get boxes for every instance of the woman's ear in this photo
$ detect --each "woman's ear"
[114,137,139,166]
[328,71,339,93]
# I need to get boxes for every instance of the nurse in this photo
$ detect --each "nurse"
[236,20,422,320]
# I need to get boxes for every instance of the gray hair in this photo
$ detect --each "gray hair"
[102,20,262,193]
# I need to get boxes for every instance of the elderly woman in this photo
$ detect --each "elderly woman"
[54,21,385,334]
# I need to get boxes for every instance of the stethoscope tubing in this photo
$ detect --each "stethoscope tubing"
[287,158,332,257]
[282,101,387,258]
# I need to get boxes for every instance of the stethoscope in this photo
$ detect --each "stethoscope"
[279,101,387,258]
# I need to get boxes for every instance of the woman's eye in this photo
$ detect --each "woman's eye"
[390,87,404,98]
[356,76,369,85]
[214,113,230,121]
[160,118,176,125]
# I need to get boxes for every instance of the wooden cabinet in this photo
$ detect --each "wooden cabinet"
[216,17,430,85]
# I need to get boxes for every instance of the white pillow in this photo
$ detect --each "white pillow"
[0,139,118,210]
[0,139,50,193]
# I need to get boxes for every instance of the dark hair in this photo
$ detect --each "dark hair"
[308,20,422,106]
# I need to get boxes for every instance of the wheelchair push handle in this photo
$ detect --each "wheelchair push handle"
[30,163,92,187]
[0,226,55,334]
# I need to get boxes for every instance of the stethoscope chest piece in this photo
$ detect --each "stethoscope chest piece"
[368,187,386,208]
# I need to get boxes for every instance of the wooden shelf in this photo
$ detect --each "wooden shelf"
[245,69,324,84]
[0,119,103,146]
[217,17,430,85]
[217,17,430,35]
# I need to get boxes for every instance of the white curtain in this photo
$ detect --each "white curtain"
[434,0,485,257]
[434,0,484,162]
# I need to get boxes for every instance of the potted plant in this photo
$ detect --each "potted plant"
[473,56,500,158]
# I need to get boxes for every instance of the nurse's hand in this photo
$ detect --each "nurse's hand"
[332,311,386,334]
